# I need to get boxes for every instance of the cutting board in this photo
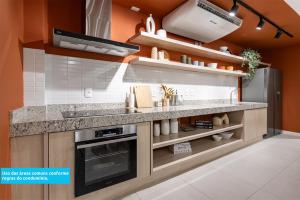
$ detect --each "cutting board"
[134,86,153,108]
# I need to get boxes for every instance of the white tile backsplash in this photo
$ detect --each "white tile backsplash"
[23,48,45,106]
[23,48,239,105]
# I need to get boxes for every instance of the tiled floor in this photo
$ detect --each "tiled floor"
[122,133,300,200]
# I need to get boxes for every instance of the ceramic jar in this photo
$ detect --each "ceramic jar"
[170,118,179,134]
[146,14,155,34]
[161,119,170,135]
[154,123,160,137]
[151,47,158,59]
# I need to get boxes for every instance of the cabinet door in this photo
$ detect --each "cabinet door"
[49,132,74,200]
[256,108,267,137]
[137,122,151,178]
[11,134,45,200]
[244,109,258,141]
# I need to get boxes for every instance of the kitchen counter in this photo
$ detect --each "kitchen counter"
[10,102,267,137]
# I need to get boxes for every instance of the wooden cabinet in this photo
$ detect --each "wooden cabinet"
[244,108,267,142]
[48,122,151,200]
[10,134,45,200]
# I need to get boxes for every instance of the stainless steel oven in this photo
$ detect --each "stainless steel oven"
[75,124,137,197]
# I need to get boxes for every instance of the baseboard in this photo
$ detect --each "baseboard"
[282,130,300,136]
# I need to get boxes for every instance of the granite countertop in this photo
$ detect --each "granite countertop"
[10,102,267,137]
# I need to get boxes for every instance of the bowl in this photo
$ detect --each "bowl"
[156,29,167,38]
[220,132,234,140]
[220,46,228,52]
[212,134,222,142]
[208,63,218,68]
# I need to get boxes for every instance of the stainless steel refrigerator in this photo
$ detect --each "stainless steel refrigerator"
[242,67,282,138]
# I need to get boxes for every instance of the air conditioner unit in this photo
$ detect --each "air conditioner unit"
[162,0,243,43]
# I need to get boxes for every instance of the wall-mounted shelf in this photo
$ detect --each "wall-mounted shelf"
[153,123,243,149]
[130,31,271,67]
[130,57,248,77]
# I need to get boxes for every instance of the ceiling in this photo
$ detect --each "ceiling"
[113,0,300,50]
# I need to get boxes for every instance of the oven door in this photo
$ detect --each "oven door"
[75,135,137,197]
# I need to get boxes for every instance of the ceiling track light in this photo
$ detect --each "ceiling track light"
[232,0,293,39]
[274,29,283,39]
[256,17,265,30]
[229,0,239,17]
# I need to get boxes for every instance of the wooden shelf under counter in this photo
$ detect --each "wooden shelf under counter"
[153,123,243,149]
[153,137,243,172]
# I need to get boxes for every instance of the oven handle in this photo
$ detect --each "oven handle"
[76,136,137,149]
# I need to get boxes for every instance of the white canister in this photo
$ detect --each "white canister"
[158,51,164,60]
[170,118,179,134]
[154,123,160,137]
[161,119,170,135]
[151,47,158,60]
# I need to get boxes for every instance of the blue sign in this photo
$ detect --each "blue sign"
[0,168,70,184]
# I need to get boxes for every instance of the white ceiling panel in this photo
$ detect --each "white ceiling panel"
[284,0,300,15]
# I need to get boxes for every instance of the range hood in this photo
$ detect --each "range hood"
[53,0,139,57]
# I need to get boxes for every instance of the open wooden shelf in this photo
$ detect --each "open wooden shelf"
[153,137,243,171]
[153,123,243,149]
[130,32,243,63]
[130,31,271,67]
[130,57,248,77]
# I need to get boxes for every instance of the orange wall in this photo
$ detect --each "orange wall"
[263,45,300,133]
[0,2,245,199]
[0,0,23,199]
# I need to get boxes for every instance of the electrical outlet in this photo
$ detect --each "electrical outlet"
[84,88,93,98]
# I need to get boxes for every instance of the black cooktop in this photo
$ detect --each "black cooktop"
[62,108,140,119]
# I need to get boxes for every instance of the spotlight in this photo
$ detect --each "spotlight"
[256,17,265,30]
[274,29,282,39]
[229,0,239,16]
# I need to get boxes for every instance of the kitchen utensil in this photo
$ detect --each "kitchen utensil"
[220,132,234,140]
[151,47,158,59]
[193,61,199,66]
[220,46,228,52]
[158,50,164,60]
[170,119,179,134]
[181,55,187,63]
[154,123,160,137]
[187,57,192,64]
[178,95,184,105]
[134,86,153,108]
[199,61,205,67]
[162,98,169,107]
[226,66,234,71]
[128,86,135,109]
[156,29,167,38]
[212,134,222,142]
[235,70,243,73]
[155,100,162,107]
[161,119,170,135]
[208,63,218,68]
[161,50,170,60]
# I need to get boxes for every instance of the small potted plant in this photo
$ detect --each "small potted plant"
[161,84,175,107]
[240,49,262,80]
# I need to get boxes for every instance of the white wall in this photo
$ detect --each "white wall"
[23,48,238,106]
